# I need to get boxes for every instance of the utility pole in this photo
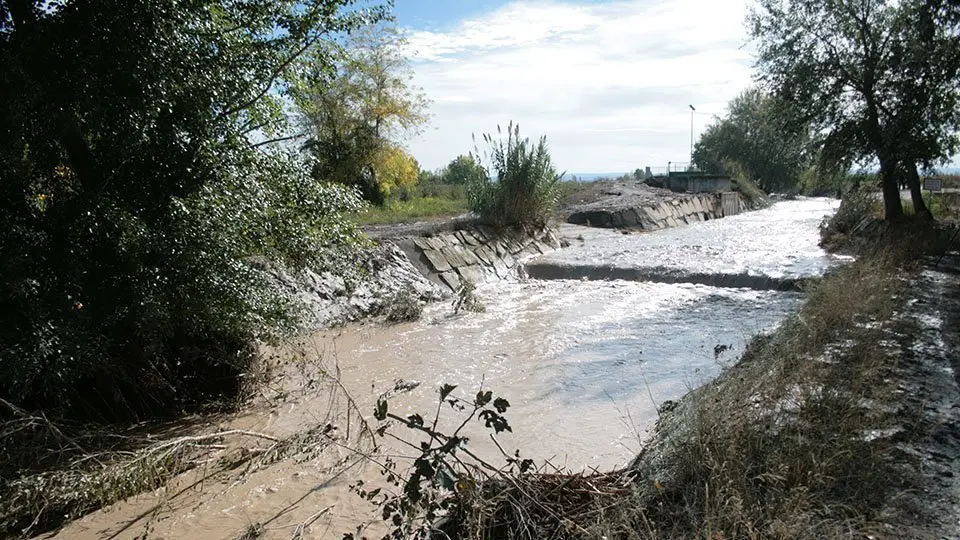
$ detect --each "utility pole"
[689,104,696,169]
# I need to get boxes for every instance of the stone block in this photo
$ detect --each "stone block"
[441,246,467,268]
[440,233,461,246]
[422,249,452,273]
[440,271,461,290]
[517,243,540,258]
[443,246,481,268]
[426,236,447,250]
[492,258,511,279]
[413,237,433,250]
[458,246,481,266]
[459,230,482,246]
[457,265,487,284]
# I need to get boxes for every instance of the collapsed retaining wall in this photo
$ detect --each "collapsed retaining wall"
[567,192,748,230]
[252,243,446,330]
[394,226,564,291]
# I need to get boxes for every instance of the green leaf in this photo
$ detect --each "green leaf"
[439,383,457,400]
[475,390,492,407]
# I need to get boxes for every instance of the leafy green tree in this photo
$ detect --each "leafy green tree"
[441,154,487,185]
[692,88,812,193]
[296,23,430,204]
[750,0,960,219]
[0,1,380,421]
[418,169,442,185]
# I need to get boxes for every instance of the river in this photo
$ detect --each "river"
[46,197,839,540]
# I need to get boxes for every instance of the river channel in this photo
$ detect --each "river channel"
[48,197,840,539]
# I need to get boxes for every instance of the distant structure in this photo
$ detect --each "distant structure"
[643,162,731,193]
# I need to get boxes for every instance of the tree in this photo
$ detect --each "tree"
[0,1,380,421]
[374,144,420,196]
[692,88,812,193]
[885,0,960,217]
[441,154,487,185]
[296,23,429,204]
[750,0,960,220]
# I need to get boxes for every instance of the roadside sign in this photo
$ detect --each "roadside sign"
[923,177,943,191]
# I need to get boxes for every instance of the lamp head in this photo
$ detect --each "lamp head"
[689,105,696,111]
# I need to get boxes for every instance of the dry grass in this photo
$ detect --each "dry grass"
[452,470,644,540]
[632,253,912,539]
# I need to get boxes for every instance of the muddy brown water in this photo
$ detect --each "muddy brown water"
[44,198,840,540]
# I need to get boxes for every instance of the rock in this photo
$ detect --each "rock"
[258,242,446,331]
[457,246,481,266]
[459,230,482,246]
[439,232,461,246]
[457,265,487,284]
[441,246,467,268]
[440,271,461,290]
[474,245,497,265]
[412,237,433,250]
[492,258,511,279]
[422,249,452,273]
[441,245,480,268]
[425,236,447,251]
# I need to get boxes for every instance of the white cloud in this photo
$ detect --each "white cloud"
[402,0,755,173]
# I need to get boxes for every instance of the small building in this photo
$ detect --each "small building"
[658,170,731,193]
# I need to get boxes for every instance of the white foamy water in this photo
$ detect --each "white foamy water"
[539,198,841,279]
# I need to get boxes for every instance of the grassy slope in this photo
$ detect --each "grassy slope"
[354,196,469,225]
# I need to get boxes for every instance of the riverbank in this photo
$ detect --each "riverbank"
[442,216,960,539]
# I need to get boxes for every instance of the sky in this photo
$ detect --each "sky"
[392,0,756,174]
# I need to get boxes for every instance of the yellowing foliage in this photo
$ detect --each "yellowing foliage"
[374,145,419,196]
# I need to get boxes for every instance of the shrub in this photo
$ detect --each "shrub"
[453,279,485,314]
[724,158,770,208]
[468,122,563,228]
[383,288,424,322]
[820,185,881,240]
[0,150,365,423]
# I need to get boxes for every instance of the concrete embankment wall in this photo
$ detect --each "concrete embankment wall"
[394,227,563,291]
[567,192,748,230]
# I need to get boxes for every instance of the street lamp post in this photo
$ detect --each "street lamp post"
[689,104,696,169]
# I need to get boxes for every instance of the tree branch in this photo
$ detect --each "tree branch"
[250,131,309,149]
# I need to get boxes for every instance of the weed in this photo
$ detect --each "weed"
[468,122,563,228]
[384,287,424,322]
[453,280,485,314]
[352,382,524,539]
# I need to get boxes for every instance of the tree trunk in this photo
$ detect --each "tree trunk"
[878,158,904,221]
[905,162,932,220]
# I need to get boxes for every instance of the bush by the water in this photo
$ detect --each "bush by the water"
[819,185,881,251]
[0,2,374,423]
[468,122,562,228]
